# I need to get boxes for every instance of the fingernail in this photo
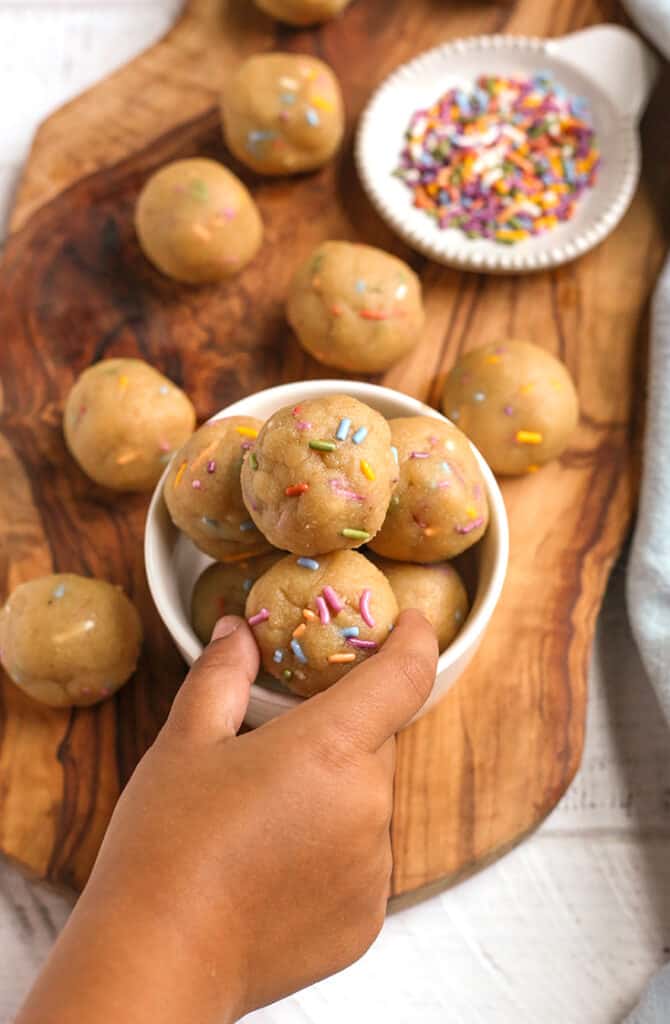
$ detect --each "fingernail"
[210,616,243,643]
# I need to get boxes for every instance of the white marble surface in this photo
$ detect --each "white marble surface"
[1,4,669,1022]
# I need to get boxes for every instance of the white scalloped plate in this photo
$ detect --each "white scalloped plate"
[356,25,658,273]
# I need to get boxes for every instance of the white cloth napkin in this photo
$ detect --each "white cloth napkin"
[622,1,670,1020]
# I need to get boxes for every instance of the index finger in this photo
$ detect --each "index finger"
[298,609,439,751]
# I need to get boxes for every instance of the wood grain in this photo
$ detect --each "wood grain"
[0,0,667,898]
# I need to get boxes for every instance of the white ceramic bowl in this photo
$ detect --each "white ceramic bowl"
[145,381,509,727]
[356,25,657,273]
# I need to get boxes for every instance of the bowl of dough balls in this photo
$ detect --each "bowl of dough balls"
[145,380,509,727]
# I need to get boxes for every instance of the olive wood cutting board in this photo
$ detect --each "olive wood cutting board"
[0,0,667,899]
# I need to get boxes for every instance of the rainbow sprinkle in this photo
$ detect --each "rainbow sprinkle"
[359,588,375,628]
[297,557,320,570]
[315,596,331,625]
[174,462,187,488]
[359,309,392,321]
[456,517,485,535]
[516,430,543,445]
[323,586,344,614]
[336,418,351,440]
[248,608,270,626]
[291,639,308,664]
[330,479,365,502]
[341,528,371,542]
[286,482,309,496]
[347,638,378,651]
[396,72,599,243]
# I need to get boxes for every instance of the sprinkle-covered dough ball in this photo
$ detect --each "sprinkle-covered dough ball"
[135,158,263,284]
[253,0,352,24]
[441,340,579,476]
[221,54,344,176]
[165,417,271,562]
[287,241,425,373]
[245,551,398,697]
[369,417,489,563]
[0,575,143,708]
[371,556,469,653]
[191,552,283,644]
[241,395,397,556]
[64,358,196,492]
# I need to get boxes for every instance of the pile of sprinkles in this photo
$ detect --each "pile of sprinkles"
[395,71,599,243]
[248,564,382,677]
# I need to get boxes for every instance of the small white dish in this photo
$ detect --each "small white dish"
[145,381,509,728]
[356,25,658,273]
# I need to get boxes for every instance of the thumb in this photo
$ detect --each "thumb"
[296,609,438,751]
[164,616,260,743]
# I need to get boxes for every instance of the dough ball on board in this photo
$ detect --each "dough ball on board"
[0,574,143,708]
[64,358,195,493]
[221,54,344,176]
[441,340,579,475]
[135,158,262,284]
[287,241,424,373]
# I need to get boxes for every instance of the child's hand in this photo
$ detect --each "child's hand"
[18,609,438,1024]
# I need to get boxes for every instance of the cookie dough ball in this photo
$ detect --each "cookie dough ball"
[0,575,142,708]
[441,340,579,476]
[191,551,283,644]
[221,54,344,176]
[254,0,352,24]
[165,417,272,562]
[64,358,196,492]
[135,158,262,284]
[371,556,469,653]
[241,395,397,556]
[246,550,398,697]
[369,417,489,563]
[287,241,425,373]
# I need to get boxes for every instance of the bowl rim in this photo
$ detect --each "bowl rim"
[145,379,510,713]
